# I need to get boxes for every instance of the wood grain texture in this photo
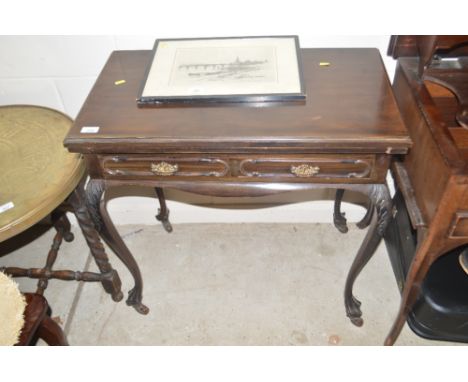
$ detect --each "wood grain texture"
[386,36,468,345]
[99,153,385,184]
[64,49,411,154]
[392,63,452,225]
[388,35,468,60]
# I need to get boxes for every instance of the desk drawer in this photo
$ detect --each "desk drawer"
[99,154,382,183]
[238,157,373,179]
[102,156,229,178]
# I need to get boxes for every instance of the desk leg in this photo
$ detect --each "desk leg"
[86,179,149,315]
[356,201,374,230]
[155,187,173,233]
[333,189,349,233]
[344,184,391,326]
[334,189,374,233]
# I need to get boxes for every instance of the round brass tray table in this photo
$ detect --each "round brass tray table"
[0,105,84,241]
[0,105,123,302]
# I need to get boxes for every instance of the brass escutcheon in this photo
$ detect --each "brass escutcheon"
[151,161,179,176]
[290,164,320,177]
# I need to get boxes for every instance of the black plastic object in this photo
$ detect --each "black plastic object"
[384,190,468,343]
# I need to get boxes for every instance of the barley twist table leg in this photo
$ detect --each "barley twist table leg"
[86,179,149,315]
[68,179,123,302]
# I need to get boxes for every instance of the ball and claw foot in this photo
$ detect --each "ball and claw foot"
[333,212,349,234]
[156,209,173,233]
[126,288,150,315]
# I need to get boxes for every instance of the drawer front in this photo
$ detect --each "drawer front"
[238,157,373,179]
[100,154,382,183]
[103,156,230,178]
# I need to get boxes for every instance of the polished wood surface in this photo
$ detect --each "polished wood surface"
[0,106,85,242]
[65,49,410,154]
[17,293,68,346]
[394,59,468,224]
[98,153,389,184]
[388,35,468,61]
[386,36,468,345]
[418,35,468,58]
[424,63,468,129]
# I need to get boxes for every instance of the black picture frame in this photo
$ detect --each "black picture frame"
[137,35,306,107]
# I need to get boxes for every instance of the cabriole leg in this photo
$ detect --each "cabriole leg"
[333,189,348,233]
[344,184,391,326]
[155,187,173,233]
[356,200,374,230]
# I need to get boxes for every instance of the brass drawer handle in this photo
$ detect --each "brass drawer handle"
[290,164,320,177]
[151,162,179,176]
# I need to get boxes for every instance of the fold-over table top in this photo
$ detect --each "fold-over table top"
[65,48,411,154]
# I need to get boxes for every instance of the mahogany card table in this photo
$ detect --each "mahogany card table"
[64,48,411,342]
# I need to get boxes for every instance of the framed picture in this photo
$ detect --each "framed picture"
[137,36,305,106]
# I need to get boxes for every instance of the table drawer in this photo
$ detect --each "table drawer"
[238,157,373,179]
[102,156,229,178]
[100,154,381,183]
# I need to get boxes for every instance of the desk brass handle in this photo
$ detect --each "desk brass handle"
[151,162,179,176]
[290,164,320,177]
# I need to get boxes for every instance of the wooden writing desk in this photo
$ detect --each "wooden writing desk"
[64,48,411,341]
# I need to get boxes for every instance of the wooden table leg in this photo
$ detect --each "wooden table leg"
[344,184,391,326]
[68,179,123,303]
[35,230,63,295]
[155,187,173,233]
[333,189,349,233]
[86,179,149,315]
[356,201,374,230]
[53,211,75,242]
[334,189,374,233]
[33,212,74,294]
